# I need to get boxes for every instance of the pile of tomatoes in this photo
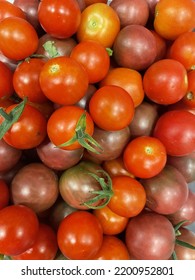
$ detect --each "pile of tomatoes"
[0,0,195,260]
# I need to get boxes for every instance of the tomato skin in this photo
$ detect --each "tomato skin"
[57,211,103,260]
[38,0,81,39]
[47,105,94,150]
[153,110,195,156]
[3,104,47,150]
[39,56,89,106]
[0,17,38,61]
[89,85,134,131]
[12,224,58,260]
[123,136,167,179]
[0,204,39,256]
[0,0,26,21]
[0,61,14,100]
[181,70,195,109]
[70,40,110,84]
[0,179,9,210]
[143,59,188,105]
[76,3,120,47]
[108,176,146,218]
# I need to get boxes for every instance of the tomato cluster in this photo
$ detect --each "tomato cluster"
[0,0,195,260]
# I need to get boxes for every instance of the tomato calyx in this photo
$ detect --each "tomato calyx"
[0,97,27,139]
[106,48,113,56]
[171,220,195,260]
[57,112,103,154]
[82,169,113,209]
[43,40,60,58]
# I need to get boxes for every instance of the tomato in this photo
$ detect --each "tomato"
[102,156,134,178]
[125,212,175,260]
[92,235,131,260]
[0,61,14,100]
[39,56,89,105]
[47,105,95,151]
[13,58,48,103]
[76,3,120,47]
[57,211,103,260]
[10,162,59,213]
[123,136,167,179]
[70,40,110,84]
[168,31,195,71]
[153,110,195,156]
[89,85,134,131]
[93,205,128,235]
[0,204,39,256]
[2,103,47,150]
[108,175,146,218]
[0,179,9,210]
[181,70,195,109]
[0,0,26,21]
[99,67,144,107]
[12,223,58,260]
[38,0,81,39]
[143,59,188,105]
[154,0,195,40]
[85,0,107,6]
[0,17,38,60]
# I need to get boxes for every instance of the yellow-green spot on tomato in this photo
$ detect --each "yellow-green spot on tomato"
[49,64,60,74]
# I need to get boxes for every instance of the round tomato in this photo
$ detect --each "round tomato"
[99,67,144,107]
[39,56,89,105]
[181,70,195,109]
[0,179,9,210]
[0,61,14,100]
[123,136,167,179]
[38,0,81,39]
[0,17,38,60]
[154,0,195,40]
[57,211,103,260]
[0,0,26,21]
[143,59,188,105]
[89,85,134,131]
[76,3,120,47]
[70,40,110,84]
[108,175,146,218]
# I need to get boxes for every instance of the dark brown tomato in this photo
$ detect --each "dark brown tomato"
[10,163,59,213]
[0,179,9,210]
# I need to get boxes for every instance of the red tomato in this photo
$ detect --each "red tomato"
[0,61,14,100]
[38,0,81,39]
[12,224,58,260]
[76,3,120,47]
[0,204,39,256]
[89,85,134,131]
[123,136,167,179]
[181,70,195,109]
[70,40,110,84]
[143,59,188,105]
[0,17,38,60]
[93,205,129,235]
[39,56,89,105]
[47,105,94,150]
[13,58,48,103]
[108,176,146,218]
[0,0,26,21]
[0,179,9,210]
[92,235,131,260]
[57,211,103,260]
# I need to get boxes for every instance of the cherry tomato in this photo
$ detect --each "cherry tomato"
[0,0,26,21]
[76,3,120,47]
[38,0,81,39]
[102,156,134,178]
[89,85,134,131]
[123,136,167,179]
[0,204,39,256]
[57,211,103,260]
[0,179,9,210]
[108,175,146,218]
[0,61,14,100]
[181,70,195,109]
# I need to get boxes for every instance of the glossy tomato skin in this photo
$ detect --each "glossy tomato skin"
[3,104,47,150]
[12,223,58,260]
[181,70,195,109]
[57,211,103,260]
[76,3,120,48]
[153,110,195,156]
[38,0,81,39]
[0,0,26,21]
[0,17,39,61]
[108,176,146,218]
[125,212,175,260]
[123,136,167,179]
[89,85,134,131]
[47,105,94,150]
[0,204,39,256]
[0,61,14,100]
[39,56,89,105]
[0,179,9,210]
[143,59,188,105]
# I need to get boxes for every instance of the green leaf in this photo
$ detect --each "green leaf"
[43,41,60,58]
